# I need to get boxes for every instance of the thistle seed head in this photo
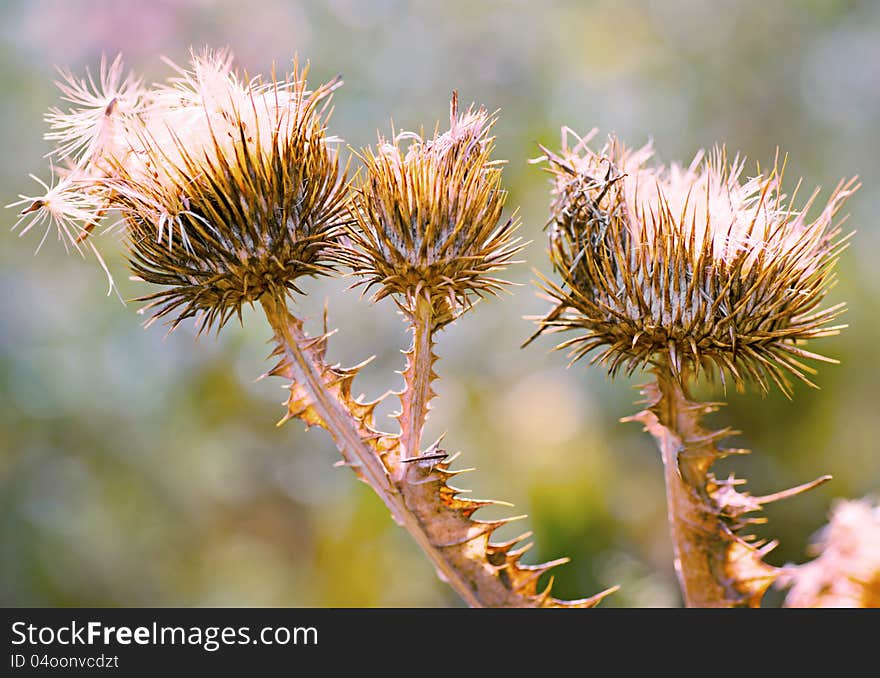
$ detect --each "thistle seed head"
[13,49,348,332]
[532,129,858,395]
[44,54,147,167]
[345,93,522,326]
[781,497,880,608]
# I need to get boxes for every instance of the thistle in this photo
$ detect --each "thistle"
[531,129,856,394]
[12,53,611,608]
[780,497,880,608]
[323,94,610,606]
[116,60,348,332]
[530,128,858,607]
[345,92,523,328]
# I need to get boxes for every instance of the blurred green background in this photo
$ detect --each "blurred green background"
[1,0,878,607]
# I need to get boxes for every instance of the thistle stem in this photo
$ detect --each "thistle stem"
[398,295,436,465]
[260,293,483,607]
[651,375,726,607]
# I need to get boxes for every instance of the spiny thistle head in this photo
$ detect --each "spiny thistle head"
[530,128,858,396]
[11,49,348,333]
[344,93,522,326]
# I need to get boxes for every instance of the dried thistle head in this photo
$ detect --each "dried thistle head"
[780,497,880,608]
[11,49,348,332]
[344,93,522,326]
[530,128,858,395]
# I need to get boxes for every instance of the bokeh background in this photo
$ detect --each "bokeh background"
[1,0,878,607]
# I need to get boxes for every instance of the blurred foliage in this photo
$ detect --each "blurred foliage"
[1,0,877,607]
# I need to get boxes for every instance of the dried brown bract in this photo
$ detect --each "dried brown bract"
[344,93,522,327]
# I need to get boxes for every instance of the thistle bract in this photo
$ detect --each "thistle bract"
[12,51,348,332]
[533,130,857,395]
[345,93,522,326]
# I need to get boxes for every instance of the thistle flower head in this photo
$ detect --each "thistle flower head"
[781,497,880,608]
[531,129,858,395]
[345,93,522,326]
[13,49,348,333]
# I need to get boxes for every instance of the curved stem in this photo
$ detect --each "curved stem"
[261,293,482,607]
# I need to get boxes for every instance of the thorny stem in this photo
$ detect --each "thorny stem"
[652,374,721,606]
[634,370,830,607]
[398,294,435,466]
[260,293,613,608]
[260,293,483,607]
